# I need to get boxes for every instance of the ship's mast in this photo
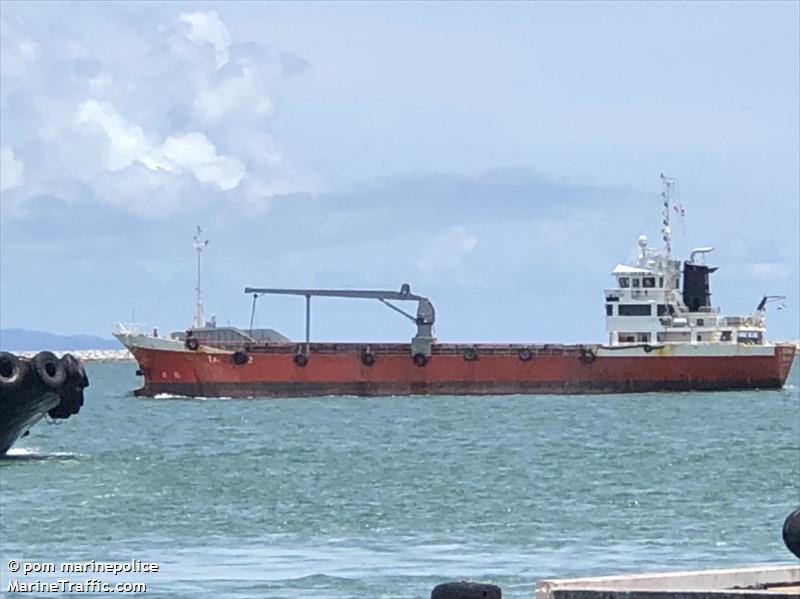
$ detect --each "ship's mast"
[659,173,675,258]
[192,226,208,329]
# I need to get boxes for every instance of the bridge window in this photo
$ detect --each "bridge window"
[619,332,650,343]
[659,277,664,287]
[737,331,762,344]
[632,278,641,288]
[619,304,652,316]
[657,304,668,316]
[606,304,614,316]
[643,277,656,288]
[619,277,630,288]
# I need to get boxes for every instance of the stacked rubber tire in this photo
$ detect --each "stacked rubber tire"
[0,351,89,419]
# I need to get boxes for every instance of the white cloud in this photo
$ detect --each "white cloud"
[1,4,310,216]
[161,132,244,191]
[76,99,162,171]
[194,66,272,122]
[0,146,25,192]
[76,100,244,191]
[178,11,232,69]
[417,225,478,275]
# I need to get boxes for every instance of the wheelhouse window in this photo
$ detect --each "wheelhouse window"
[618,304,652,316]
[657,304,668,316]
[631,278,641,288]
[659,277,664,287]
[619,277,630,288]
[643,277,656,288]
[737,331,763,345]
[619,333,650,343]
[606,304,614,316]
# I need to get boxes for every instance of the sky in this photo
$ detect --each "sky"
[1,1,798,343]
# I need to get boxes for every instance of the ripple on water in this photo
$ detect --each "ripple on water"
[0,360,798,598]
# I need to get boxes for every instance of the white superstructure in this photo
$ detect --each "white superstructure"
[604,175,776,348]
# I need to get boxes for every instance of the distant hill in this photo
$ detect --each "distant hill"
[0,328,121,351]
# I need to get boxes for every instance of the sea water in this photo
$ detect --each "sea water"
[1,360,798,598]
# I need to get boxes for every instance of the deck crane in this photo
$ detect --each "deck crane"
[243,283,436,357]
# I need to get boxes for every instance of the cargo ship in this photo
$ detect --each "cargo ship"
[114,176,795,397]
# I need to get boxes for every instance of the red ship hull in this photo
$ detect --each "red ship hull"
[128,342,796,398]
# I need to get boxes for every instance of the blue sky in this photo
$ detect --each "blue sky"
[1,1,798,343]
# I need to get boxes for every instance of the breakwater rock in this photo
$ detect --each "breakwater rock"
[0,351,90,455]
[14,349,133,362]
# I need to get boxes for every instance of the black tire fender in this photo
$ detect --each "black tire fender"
[0,352,28,390]
[413,353,428,367]
[61,353,89,387]
[361,350,375,366]
[185,337,199,351]
[783,507,800,559]
[643,344,653,353]
[463,347,478,362]
[293,353,308,367]
[579,347,597,365]
[232,351,248,365]
[518,348,533,362]
[33,351,67,389]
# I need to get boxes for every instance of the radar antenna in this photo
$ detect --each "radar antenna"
[192,226,209,329]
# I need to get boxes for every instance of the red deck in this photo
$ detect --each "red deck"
[130,342,796,397]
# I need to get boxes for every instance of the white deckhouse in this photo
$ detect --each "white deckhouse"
[604,175,775,349]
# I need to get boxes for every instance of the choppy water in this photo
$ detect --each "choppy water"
[1,360,798,598]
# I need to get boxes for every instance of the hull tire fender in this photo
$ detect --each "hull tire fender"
[579,347,596,365]
[61,353,89,387]
[643,344,653,353]
[413,353,428,367]
[232,351,248,366]
[463,347,478,362]
[33,351,67,389]
[293,353,308,367]
[518,348,533,362]
[361,350,375,367]
[0,352,29,390]
[185,337,199,351]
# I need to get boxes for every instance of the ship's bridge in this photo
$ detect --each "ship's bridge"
[604,235,767,348]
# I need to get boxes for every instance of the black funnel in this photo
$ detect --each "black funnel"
[682,261,717,312]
